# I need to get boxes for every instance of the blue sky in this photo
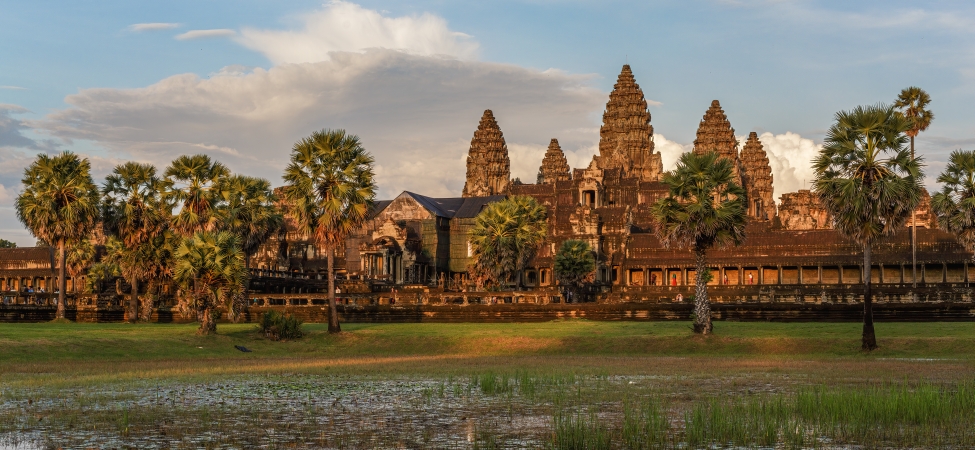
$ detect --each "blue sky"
[2,0,974,245]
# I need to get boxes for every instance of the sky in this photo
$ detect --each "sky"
[2,0,975,246]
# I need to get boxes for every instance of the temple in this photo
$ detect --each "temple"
[3,64,973,318]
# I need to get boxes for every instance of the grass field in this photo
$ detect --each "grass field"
[1,320,974,448]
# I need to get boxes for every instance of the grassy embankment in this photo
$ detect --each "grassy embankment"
[1,321,974,448]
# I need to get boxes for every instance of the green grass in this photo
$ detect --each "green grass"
[1,320,974,448]
[1,321,974,367]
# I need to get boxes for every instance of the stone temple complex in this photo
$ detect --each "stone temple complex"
[2,64,973,323]
[241,64,971,304]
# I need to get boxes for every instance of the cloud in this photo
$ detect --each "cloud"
[0,86,27,90]
[0,104,57,151]
[654,133,692,172]
[745,132,821,201]
[128,23,181,32]
[39,49,604,199]
[175,29,236,40]
[237,1,479,64]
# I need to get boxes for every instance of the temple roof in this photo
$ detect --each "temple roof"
[462,109,511,197]
[539,138,571,184]
[372,191,506,219]
[596,65,662,180]
[693,100,740,172]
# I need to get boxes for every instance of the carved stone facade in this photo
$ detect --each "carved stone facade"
[740,132,776,221]
[595,65,663,181]
[693,100,742,184]
[462,110,511,198]
[538,139,571,184]
[777,190,830,231]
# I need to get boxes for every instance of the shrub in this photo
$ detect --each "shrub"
[259,310,303,341]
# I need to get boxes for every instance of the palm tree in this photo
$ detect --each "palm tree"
[162,154,230,237]
[932,150,975,253]
[217,175,283,268]
[16,152,100,319]
[553,239,596,302]
[650,151,747,335]
[282,129,377,333]
[469,195,547,289]
[173,231,247,335]
[813,104,922,351]
[103,162,167,322]
[894,87,935,288]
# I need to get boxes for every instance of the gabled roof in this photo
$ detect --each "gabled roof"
[369,191,505,219]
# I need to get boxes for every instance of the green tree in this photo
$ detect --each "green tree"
[553,239,596,302]
[173,231,247,335]
[162,154,230,237]
[813,104,922,351]
[16,152,100,319]
[932,150,975,253]
[651,151,747,335]
[217,174,283,268]
[103,162,167,322]
[0,239,15,248]
[469,195,547,289]
[894,87,935,287]
[282,129,377,333]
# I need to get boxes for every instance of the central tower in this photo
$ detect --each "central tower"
[595,65,663,181]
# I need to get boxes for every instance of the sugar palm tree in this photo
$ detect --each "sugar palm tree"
[162,154,230,237]
[103,162,167,322]
[651,151,747,334]
[932,150,975,253]
[283,129,377,333]
[469,195,547,289]
[813,104,922,351]
[217,174,283,267]
[894,87,935,288]
[16,152,100,319]
[173,231,247,335]
[554,239,596,302]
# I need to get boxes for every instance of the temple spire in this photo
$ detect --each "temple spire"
[693,100,742,183]
[740,132,776,221]
[595,65,662,180]
[462,110,511,197]
[538,138,571,184]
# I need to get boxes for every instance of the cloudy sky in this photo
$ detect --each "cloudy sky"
[2,0,975,245]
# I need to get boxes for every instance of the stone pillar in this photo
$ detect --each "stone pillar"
[838,266,843,284]
[900,263,905,284]
[817,266,822,284]
[942,263,948,284]
[738,267,744,285]
[758,268,764,285]
[798,267,803,285]
[777,265,783,285]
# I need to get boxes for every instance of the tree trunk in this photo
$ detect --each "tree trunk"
[693,246,712,335]
[129,277,139,323]
[57,240,67,320]
[327,245,341,333]
[198,306,216,335]
[862,244,878,351]
[911,134,917,288]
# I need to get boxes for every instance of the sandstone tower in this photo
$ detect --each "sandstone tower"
[595,65,663,181]
[462,110,511,197]
[740,132,776,221]
[693,100,742,184]
[538,138,571,184]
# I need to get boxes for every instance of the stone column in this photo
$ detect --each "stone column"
[838,266,843,284]
[777,265,783,285]
[738,267,744,285]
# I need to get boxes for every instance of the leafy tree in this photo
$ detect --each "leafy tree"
[469,195,547,289]
[162,154,230,237]
[173,231,247,335]
[283,129,377,333]
[0,239,15,248]
[894,87,935,287]
[932,150,975,253]
[103,162,168,322]
[217,174,283,268]
[554,239,595,302]
[650,151,747,335]
[16,152,100,319]
[813,104,922,351]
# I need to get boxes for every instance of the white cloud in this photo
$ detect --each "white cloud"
[128,23,180,32]
[654,133,692,172]
[236,1,479,64]
[175,29,236,40]
[0,86,27,90]
[739,132,821,202]
[38,49,604,199]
